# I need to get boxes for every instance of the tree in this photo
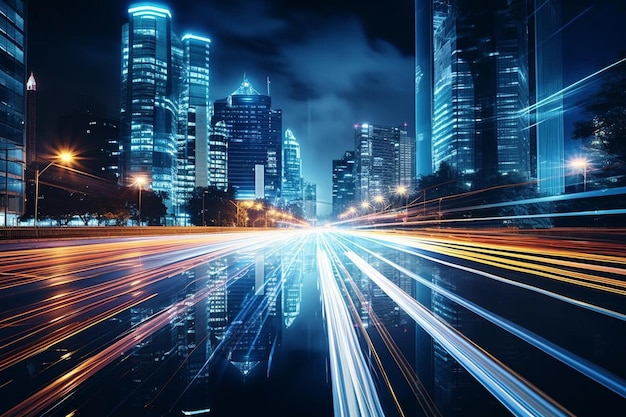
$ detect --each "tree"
[184,186,236,226]
[572,59,626,162]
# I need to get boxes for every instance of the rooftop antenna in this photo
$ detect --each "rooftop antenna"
[267,76,271,96]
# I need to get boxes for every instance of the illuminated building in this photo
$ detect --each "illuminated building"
[212,76,282,201]
[354,123,401,203]
[332,151,355,216]
[176,34,211,213]
[303,181,317,220]
[281,129,303,213]
[209,121,228,191]
[120,4,181,218]
[415,0,433,177]
[533,0,564,195]
[431,0,531,180]
[0,0,25,226]
[398,126,416,190]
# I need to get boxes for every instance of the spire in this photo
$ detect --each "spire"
[27,72,36,91]
[231,73,260,96]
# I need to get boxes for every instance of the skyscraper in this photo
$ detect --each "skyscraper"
[0,0,25,226]
[415,0,433,178]
[281,129,303,213]
[431,0,531,180]
[209,121,228,191]
[354,123,401,203]
[398,125,416,190]
[332,150,355,216]
[533,0,564,195]
[212,76,282,202]
[176,34,211,213]
[120,4,181,218]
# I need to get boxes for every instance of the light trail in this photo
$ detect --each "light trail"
[350,231,626,322]
[344,249,574,417]
[323,234,441,417]
[0,231,310,416]
[333,232,626,399]
[317,246,386,417]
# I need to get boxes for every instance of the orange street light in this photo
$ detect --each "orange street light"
[34,152,74,226]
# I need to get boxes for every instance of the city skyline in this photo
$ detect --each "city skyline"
[25,1,626,217]
[27,0,415,216]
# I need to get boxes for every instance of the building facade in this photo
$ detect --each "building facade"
[212,77,282,202]
[176,34,211,215]
[332,150,355,216]
[398,126,416,191]
[209,120,228,191]
[120,4,181,218]
[0,0,25,226]
[533,0,564,195]
[354,123,401,203]
[281,129,302,213]
[427,0,564,194]
[431,0,531,181]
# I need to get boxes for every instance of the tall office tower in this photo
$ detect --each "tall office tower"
[415,0,433,177]
[281,129,303,212]
[332,150,355,216]
[26,72,36,166]
[212,76,282,201]
[120,4,180,218]
[432,0,530,180]
[354,123,401,203]
[302,181,317,220]
[398,125,416,190]
[533,0,564,195]
[209,121,228,191]
[0,0,25,227]
[176,34,211,214]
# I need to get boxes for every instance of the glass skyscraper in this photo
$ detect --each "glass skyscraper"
[209,121,228,191]
[431,0,531,180]
[533,0,564,195]
[212,77,282,202]
[398,126,416,190]
[120,4,180,217]
[0,0,25,226]
[354,123,401,203]
[281,129,302,212]
[176,34,211,214]
[332,151,355,216]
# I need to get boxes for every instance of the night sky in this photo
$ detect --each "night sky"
[27,1,626,216]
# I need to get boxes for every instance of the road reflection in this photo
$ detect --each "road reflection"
[0,229,624,416]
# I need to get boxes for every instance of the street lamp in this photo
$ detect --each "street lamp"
[396,185,408,219]
[373,195,385,212]
[34,152,73,226]
[202,190,209,226]
[569,157,588,192]
[134,176,146,226]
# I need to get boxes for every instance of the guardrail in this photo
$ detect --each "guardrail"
[0,226,248,241]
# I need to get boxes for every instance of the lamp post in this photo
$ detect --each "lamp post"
[373,195,385,213]
[396,185,408,220]
[202,190,209,226]
[34,152,73,226]
[570,158,588,192]
[134,176,146,226]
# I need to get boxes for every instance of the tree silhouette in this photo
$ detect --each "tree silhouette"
[573,59,626,163]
